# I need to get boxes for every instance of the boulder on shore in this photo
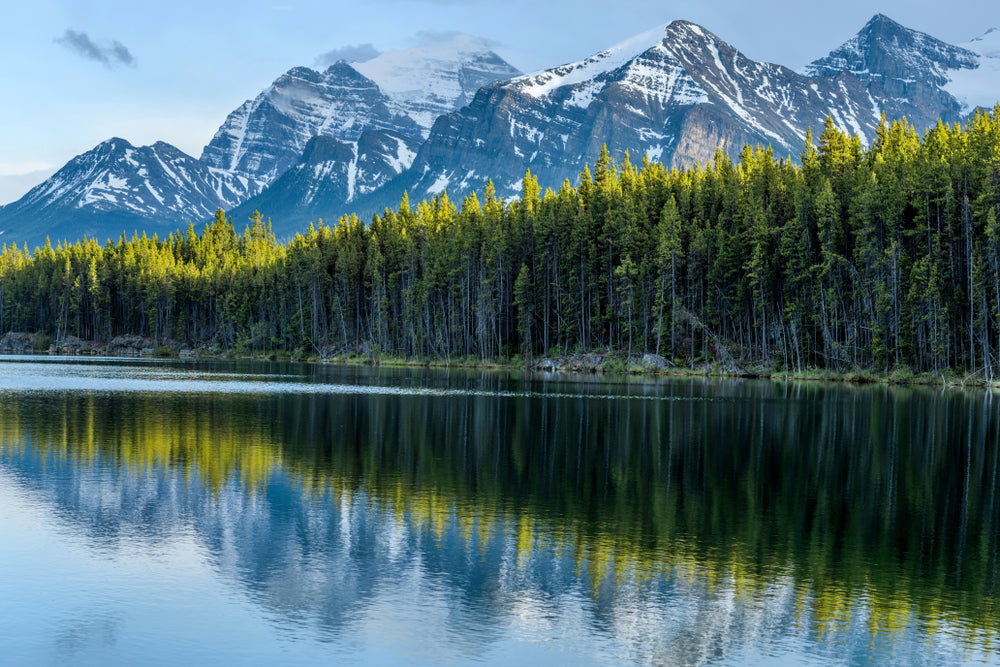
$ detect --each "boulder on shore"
[533,354,605,373]
[108,335,155,357]
[0,332,37,353]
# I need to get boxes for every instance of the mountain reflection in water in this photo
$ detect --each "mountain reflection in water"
[0,359,997,664]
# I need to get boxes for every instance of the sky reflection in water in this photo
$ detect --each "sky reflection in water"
[0,357,997,665]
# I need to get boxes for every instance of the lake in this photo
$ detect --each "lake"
[0,356,998,665]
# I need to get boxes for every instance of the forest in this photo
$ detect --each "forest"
[2,108,1000,378]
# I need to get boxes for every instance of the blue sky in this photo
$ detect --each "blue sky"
[2,0,998,204]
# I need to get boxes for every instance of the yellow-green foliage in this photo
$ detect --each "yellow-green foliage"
[3,109,1000,375]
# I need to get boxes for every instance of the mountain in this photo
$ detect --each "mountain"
[353,34,522,130]
[1,36,519,247]
[199,63,422,186]
[356,17,999,208]
[229,129,423,236]
[6,16,1000,246]
[382,20,881,203]
[804,14,978,130]
[200,36,520,186]
[0,138,265,248]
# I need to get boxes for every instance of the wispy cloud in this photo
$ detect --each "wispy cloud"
[315,43,381,67]
[0,161,54,177]
[0,166,58,206]
[55,30,135,68]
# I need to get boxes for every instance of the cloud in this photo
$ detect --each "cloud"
[0,161,53,177]
[407,30,500,48]
[55,30,135,68]
[315,43,381,67]
[0,167,57,206]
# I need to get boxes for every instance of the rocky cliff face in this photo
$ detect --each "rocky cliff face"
[200,36,520,188]
[231,130,423,236]
[391,20,886,202]
[5,16,999,245]
[805,14,978,129]
[199,63,421,186]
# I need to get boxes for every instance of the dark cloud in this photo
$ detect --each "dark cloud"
[408,29,500,48]
[315,43,381,67]
[55,30,135,68]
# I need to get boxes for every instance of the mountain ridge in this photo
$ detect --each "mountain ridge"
[0,138,265,246]
[0,36,519,247]
[3,16,999,247]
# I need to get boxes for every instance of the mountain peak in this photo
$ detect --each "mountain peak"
[864,13,901,29]
[199,34,517,186]
[352,35,521,129]
[805,15,978,84]
[322,60,367,78]
[662,21,734,54]
[665,19,712,37]
[99,137,135,151]
[0,138,264,247]
[282,66,324,83]
[512,24,670,99]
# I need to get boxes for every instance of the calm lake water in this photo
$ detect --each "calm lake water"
[0,356,998,665]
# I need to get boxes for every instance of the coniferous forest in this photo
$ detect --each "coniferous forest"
[3,110,1000,378]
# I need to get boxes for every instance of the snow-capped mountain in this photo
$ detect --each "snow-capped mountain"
[389,20,880,203]
[354,35,522,131]
[805,14,977,130]
[228,129,422,236]
[366,16,1000,208]
[5,16,1000,247]
[199,63,421,186]
[200,36,519,186]
[0,138,265,247]
[1,36,518,246]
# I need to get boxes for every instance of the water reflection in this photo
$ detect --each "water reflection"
[0,359,998,663]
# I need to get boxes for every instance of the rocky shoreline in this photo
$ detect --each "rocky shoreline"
[2,330,998,389]
[0,332,197,358]
[531,353,676,373]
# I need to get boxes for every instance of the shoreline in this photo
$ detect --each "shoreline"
[1,331,997,390]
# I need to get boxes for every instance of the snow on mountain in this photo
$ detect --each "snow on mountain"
[392,19,890,206]
[201,39,519,188]
[804,14,975,131]
[200,63,421,186]
[191,36,519,228]
[229,129,422,237]
[0,138,265,247]
[512,25,672,100]
[804,14,978,84]
[355,34,521,130]
[945,28,1000,111]
[3,37,518,245]
[9,15,1000,246]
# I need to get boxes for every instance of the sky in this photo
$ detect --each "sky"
[2,0,999,205]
